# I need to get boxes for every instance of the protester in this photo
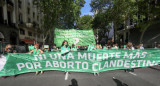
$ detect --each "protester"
[51,44,58,51]
[124,42,135,72]
[123,45,127,49]
[43,45,49,53]
[84,45,88,50]
[60,40,70,53]
[111,44,118,49]
[127,42,135,50]
[29,44,44,75]
[16,42,26,53]
[71,44,77,51]
[139,43,144,49]
[115,43,119,49]
[103,44,108,50]
[60,40,71,75]
[95,44,102,50]
[1,44,15,79]
[87,44,96,51]
[108,45,112,49]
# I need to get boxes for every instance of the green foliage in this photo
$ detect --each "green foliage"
[33,0,85,43]
[34,0,85,30]
[91,0,138,29]
[92,13,108,30]
[90,0,160,42]
[77,15,93,30]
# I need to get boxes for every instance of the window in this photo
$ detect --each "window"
[20,29,25,35]
[18,0,21,8]
[27,8,30,14]
[28,18,31,23]
[19,14,23,23]
[33,12,35,18]
[37,16,39,21]
[28,31,32,36]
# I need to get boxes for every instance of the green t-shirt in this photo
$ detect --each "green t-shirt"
[61,46,70,53]
[111,47,116,49]
[103,46,108,50]
[33,49,40,55]
[96,47,101,50]
[72,48,77,51]
[87,44,95,51]
[44,49,49,52]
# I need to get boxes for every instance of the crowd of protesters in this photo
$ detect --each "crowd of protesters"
[2,40,160,54]
[1,40,160,79]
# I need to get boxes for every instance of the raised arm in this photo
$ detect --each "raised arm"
[29,50,34,54]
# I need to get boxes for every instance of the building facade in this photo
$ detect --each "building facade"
[0,0,43,46]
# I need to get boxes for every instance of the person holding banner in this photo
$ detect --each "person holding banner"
[43,45,49,53]
[95,44,102,50]
[140,43,144,49]
[29,44,44,75]
[111,44,119,49]
[51,44,58,51]
[123,45,127,49]
[28,45,35,52]
[60,40,71,80]
[103,44,108,50]
[124,42,135,72]
[1,44,15,79]
[60,40,70,53]
[87,44,96,51]
[71,44,77,51]
[127,42,135,50]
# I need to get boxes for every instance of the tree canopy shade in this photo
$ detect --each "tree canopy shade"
[33,0,85,44]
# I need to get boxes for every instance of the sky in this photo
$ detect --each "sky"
[81,0,94,16]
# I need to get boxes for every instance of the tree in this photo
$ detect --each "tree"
[33,0,85,44]
[92,12,111,43]
[77,15,93,30]
[91,0,138,43]
[91,0,160,44]
[135,0,160,43]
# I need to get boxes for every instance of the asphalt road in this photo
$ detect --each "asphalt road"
[0,65,160,86]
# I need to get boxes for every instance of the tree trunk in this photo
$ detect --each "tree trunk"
[139,24,150,43]
[42,29,50,45]
[114,22,117,43]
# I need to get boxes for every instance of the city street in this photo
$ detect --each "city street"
[0,65,160,86]
[1,0,160,86]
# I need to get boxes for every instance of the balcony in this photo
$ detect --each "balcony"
[26,23,33,28]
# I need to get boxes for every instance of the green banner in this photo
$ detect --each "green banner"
[54,28,96,47]
[0,49,160,76]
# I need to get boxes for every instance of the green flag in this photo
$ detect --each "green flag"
[54,28,96,47]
